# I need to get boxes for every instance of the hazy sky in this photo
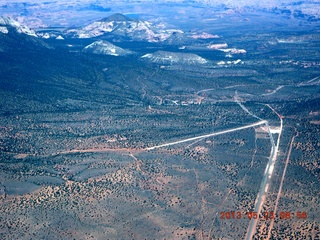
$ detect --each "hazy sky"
[1,0,319,28]
[1,0,318,6]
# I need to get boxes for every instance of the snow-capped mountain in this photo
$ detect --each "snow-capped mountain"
[0,17,37,37]
[37,31,65,40]
[66,13,183,43]
[0,16,52,52]
[141,51,207,65]
[83,40,134,56]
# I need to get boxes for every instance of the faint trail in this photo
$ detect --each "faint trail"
[195,88,216,95]
[52,148,142,156]
[250,137,258,168]
[312,221,316,240]
[136,75,147,99]
[193,167,205,240]
[261,85,284,96]
[207,187,235,239]
[128,153,145,174]
[298,75,320,86]
[224,84,246,89]
[266,104,283,152]
[267,130,298,239]
[186,139,203,148]
[195,84,246,95]
[234,92,263,121]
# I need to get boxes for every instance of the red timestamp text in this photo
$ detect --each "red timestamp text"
[220,211,308,220]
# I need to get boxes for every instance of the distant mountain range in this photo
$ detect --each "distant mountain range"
[0,1,318,29]
[0,14,212,65]
[66,13,184,43]
[0,14,193,44]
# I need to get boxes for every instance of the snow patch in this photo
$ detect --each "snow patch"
[83,40,133,56]
[0,17,37,37]
[233,59,242,64]
[42,33,50,39]
[217,59,242,65]
[141,53,152,58]
[141,51,207,65]
[207,43,228,49]
[219,48,246,54]
[0,26,8,34]
[191,32,219,39]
